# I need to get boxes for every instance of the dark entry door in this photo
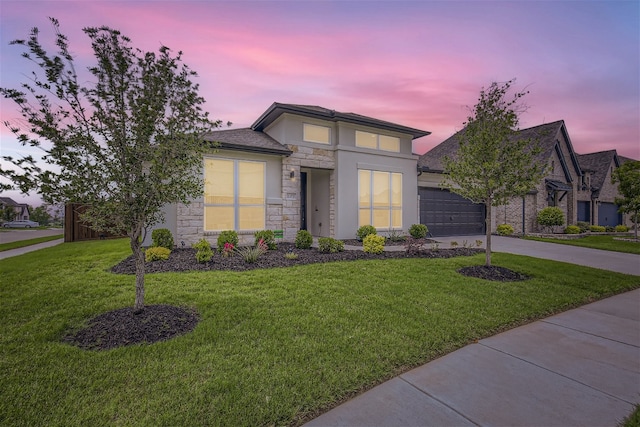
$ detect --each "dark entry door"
[419,188,485,237]
[577,201,590,222]
[300,172,307,231]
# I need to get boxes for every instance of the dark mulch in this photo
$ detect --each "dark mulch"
[458,265,530,282]
[111,242,482,274]
[63,304,199,351]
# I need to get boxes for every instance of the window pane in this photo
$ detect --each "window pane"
[239,206,265,230]
[391,173,402,207]
[392,209,402,228]
[356,131,377,149]
[204,159,234,204]
[379,135,400,152]
[372,171,390,208]
[304,123,330,144]
[359,170,371,207]
[238,161,264,205]
[359,209,371,227]
[372,209,390,228]
[205,206,234,231]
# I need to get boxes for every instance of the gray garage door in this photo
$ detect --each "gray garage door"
[598,203,621,227]
[419,188,485,237]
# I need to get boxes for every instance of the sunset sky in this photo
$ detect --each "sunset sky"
[1,0,638,205]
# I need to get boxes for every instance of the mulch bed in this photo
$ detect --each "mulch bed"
[458,265,530,282]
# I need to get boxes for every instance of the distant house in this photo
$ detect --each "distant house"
[0,197,30,222]
[147,103,430,246]
[417,120,634,236]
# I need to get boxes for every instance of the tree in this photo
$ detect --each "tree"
[30,205,52,226]
[1,18,219,311]
[612,160,640,240]
[1,205,16,222]
[443,79,547,266]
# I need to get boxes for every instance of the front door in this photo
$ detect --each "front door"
[300,172,307,231]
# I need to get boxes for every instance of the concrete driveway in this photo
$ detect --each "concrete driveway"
[0,228,64,244]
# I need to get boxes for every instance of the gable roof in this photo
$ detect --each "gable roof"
[419,120,581,182]
[576,150,619,193]
[202,128,292,156]
[251,102,431,139]
[0,197,19,207]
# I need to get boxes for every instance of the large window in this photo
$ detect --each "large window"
[204,158,265,231]
[303,123,330,144]
[358,170,402,229]
[355,131,400,152]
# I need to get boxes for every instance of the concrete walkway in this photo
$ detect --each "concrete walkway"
[0,238,64,260]
[306,235,640,426]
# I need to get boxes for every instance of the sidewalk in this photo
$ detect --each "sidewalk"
[306,288,640,427]
[0,238,64,260]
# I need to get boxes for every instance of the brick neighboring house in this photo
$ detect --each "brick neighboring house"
[576,150,634,228]
[146,103,430,246]
[417,120,585,236]
[0,197,30,222]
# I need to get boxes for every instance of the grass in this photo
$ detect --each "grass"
[620,404,640,427]
[525,234,640,255]
[0,234,63,252]
[1,238,638,426]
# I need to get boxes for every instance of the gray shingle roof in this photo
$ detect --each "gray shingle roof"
[202,128,292,156]
[252,102,431,139]
[418,120,568,173]
[576,150,618,192]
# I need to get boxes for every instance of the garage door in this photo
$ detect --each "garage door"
[598,203,621,227]
[419,188,485,237]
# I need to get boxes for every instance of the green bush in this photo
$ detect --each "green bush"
[496,224,514,236]
[217,230,239,252]
[236,245,266,263]
[537,207,565,230]
[151,228,174,250]
[363,234,385,254]
[576,221,590,233]
[408,224,428,239]
[193,239,213,263]
[386,229,406,242]
[318,237,344,253]
[295,230,313,249]
[254,230,276,250]
[589,225,606,232]
[615,225,629,232]
[356,225,377,241]
[145,246,171,262]
[564,225,581,234]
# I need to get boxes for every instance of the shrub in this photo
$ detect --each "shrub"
[295,230,313,249]
[564,225,581,234]
[408,224,428,239]
[254,230,276,250]
[537,207,565,231]
[615,225,629,232]
[222,242,235,257]
[145,246,171,262]
[496,224,514,236]
[236,244,267,263]
[284,251,298,260]
[450,241,459,248]
[387,229,405,242]
[151,228,174,250]
[217,230,239,252]
[404,236,423,255]
[363,234,385,254]
[605,226,615,232]
[589,225,606,232]
[318,237,344,253]
[193,239,213,263]
[576,221,590,233]
[356,225,377,241]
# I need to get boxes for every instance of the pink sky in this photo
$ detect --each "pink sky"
[1,0,638,205]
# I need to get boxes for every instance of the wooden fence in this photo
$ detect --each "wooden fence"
[64,204,126,242]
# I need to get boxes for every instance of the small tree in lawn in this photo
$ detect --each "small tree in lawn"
[1,18,220,312]
[30,205,52,226]
[443,79,546,266]
[612,160,640,240]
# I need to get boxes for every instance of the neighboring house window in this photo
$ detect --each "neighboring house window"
[358,169,402,229]
[303,123,331,144]
[204,158,265,231]
[355,131,400,152]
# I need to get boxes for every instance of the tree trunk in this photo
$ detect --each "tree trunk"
[485,202,492,266]
[130,233,145,313]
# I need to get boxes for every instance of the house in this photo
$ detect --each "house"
[0,197,30,222]
[417,121,585,236]
[148,103,430,246]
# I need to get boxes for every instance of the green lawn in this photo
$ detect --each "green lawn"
[0,234,63,252]
[1,239,638,426]
[525,235,640,255]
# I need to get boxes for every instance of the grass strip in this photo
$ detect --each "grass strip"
[525,235,640,255]
[1,238,638,426]
[0,234,63,252]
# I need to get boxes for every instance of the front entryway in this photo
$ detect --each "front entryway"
[302,168,331,237]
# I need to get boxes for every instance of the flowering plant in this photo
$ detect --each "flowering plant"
[257,238,268,253]
[222,242,235,257]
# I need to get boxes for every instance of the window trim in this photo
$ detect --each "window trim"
[358,169,403,230]
[303,123,331,145]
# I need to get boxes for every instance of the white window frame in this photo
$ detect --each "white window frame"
[355,130,400,152]
[303,123,331,144]
[358,169,402,230]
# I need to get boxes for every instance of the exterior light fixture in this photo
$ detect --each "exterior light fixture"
[290,170,295,179]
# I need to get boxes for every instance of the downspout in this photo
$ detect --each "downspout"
[522,196,526,235]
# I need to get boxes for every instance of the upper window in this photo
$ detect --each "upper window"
[358,169,402,230]
[356,131,400,152]
[204,158,265,232]
[303,123,331,144]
